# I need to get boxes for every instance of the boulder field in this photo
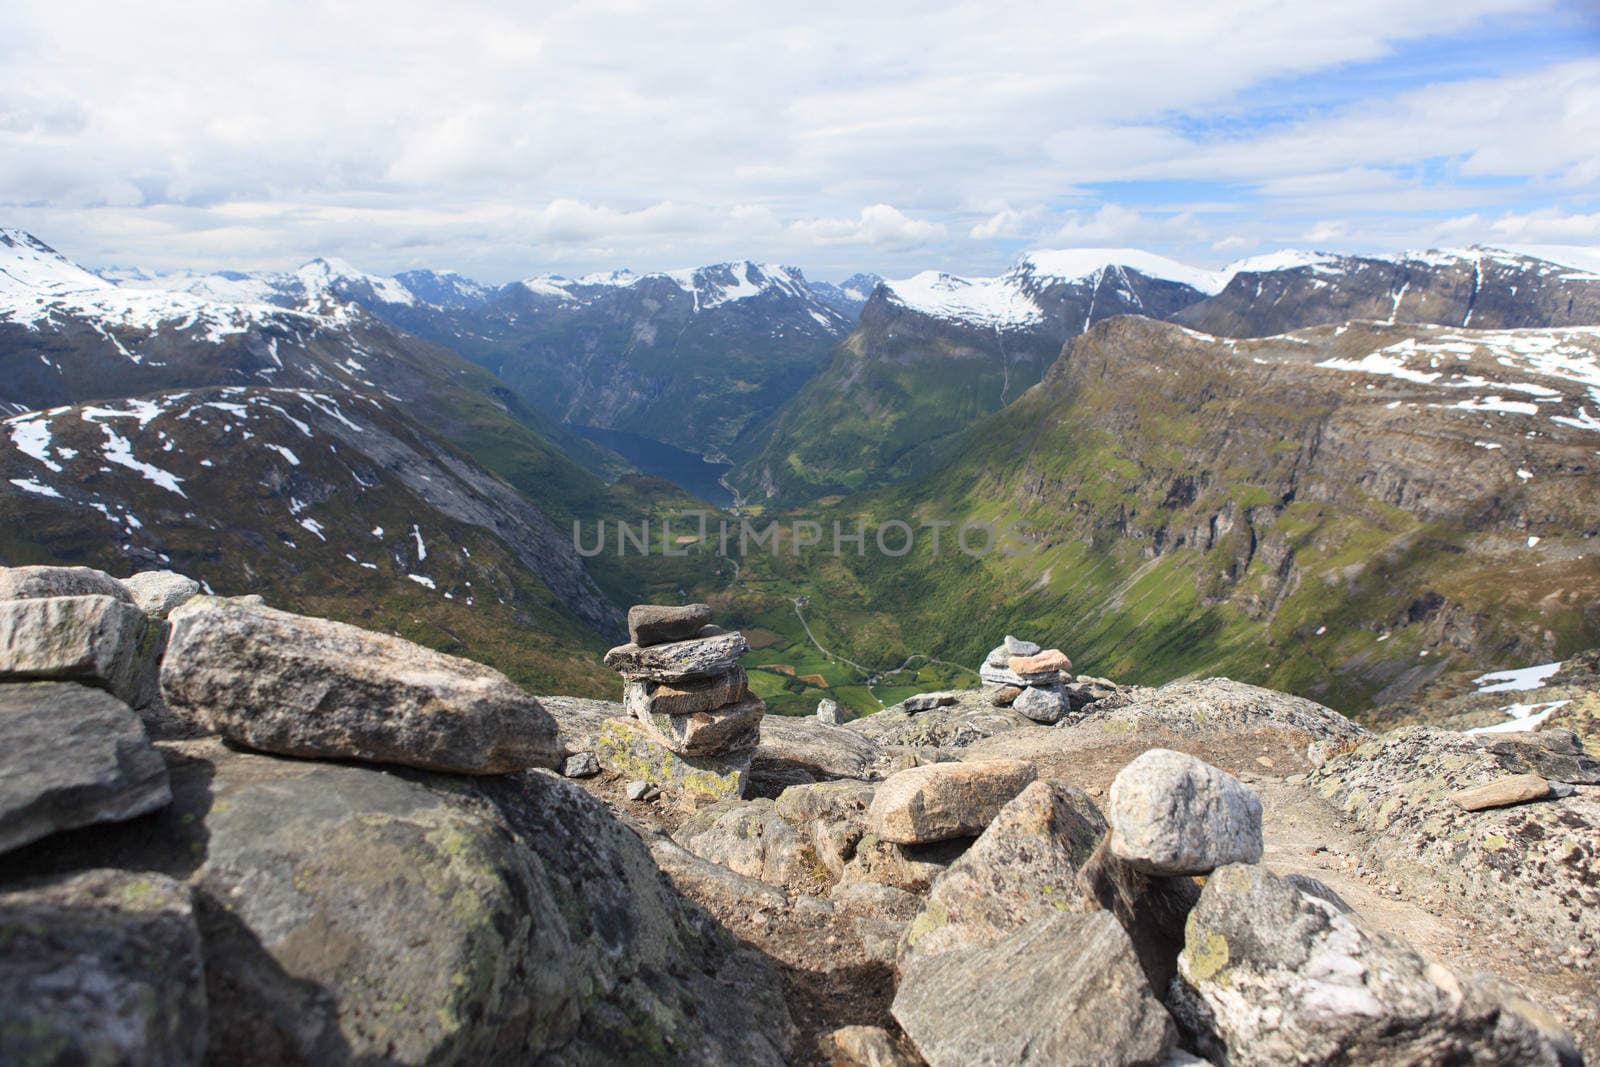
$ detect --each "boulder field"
[2,574,1597,1065]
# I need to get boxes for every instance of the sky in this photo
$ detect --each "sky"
[2,0,1599,283]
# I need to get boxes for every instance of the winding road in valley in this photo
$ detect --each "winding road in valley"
[788,596,981,707]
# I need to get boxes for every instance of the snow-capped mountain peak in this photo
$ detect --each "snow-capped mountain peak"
[1016,247,1228,295]
[294,257,418,307]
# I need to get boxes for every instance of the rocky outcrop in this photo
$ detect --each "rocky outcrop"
[0,564,137,604]
[671,799,814,887]
[161,597,561,773]
[0,868,207,1066]
[0,682,171,855]
[1173,863,1578,1066]
[1312,725,1600,950]
[894,910,1177,1067]
[5,738,794,1065]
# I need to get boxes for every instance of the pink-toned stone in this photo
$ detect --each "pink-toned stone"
[1009,649,1072,675]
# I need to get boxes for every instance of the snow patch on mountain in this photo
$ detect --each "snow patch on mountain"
[882,270,1045,329]
[1020,248,1228,295]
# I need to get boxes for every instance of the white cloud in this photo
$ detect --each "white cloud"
[0,0,1591,279]
[790,204,946,250]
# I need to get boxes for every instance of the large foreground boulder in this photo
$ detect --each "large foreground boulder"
[1174,864,1579,1066]
[1108,749,1263,875]
[867,759,1037,844]
[0,681,171,855]
[899,780,1105,966]
[0,868,207,1066]
[893,910,1177,1066]
[0,593,160,708]
[5,738,794,1065]
[161,598,561,773]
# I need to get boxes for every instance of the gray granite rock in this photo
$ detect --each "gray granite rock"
[900,780,1105,965]
[1012,684,1070,724]
[119,570,201,618]
[817,698,845,725]
[636,694,765,756]
[161,597,560,773]
[603,629,750,682]
[0,593,158,708]
[6,738,794,1065]
[623,667,749,718]
[627,602,713,646]
[1174,864,1579,1066]
[894,910,1176,1067]
[868,759,1037,844]
[0,682,171,855]
[0,564,135,604]
[562,751,600,778]
[671,798,810,886]
[0,869,206,1066]
[1109,749,1263,875]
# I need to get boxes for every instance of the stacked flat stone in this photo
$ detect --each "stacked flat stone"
[980,635,1076,724]
[605,604,766,759]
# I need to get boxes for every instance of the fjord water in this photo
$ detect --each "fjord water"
[571,425,735,506]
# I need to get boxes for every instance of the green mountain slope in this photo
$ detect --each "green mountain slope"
[718,316,1600,718]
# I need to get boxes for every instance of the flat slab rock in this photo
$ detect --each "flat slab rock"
[0,593,158,709]
[0,564,136,604]
[635,694,766,757]
[0,868,207,1066]
[0,681,171,856]
[1109,749,1263,875]
[627,602,713,647]
[894,909,1176,1067]
[624,667,749,717]
[161,597,560,774]
[868,759,1037,844]
[603,629,750,682]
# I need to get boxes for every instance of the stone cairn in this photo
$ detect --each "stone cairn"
[979,634,1117,724]
[602,603,765,796]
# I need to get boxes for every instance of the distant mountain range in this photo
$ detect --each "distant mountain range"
[9,225,1600,710]
[106,254,861,461]
[728,244,1600,504]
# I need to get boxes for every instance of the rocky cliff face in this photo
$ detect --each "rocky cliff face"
[1175,247,1600,338]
